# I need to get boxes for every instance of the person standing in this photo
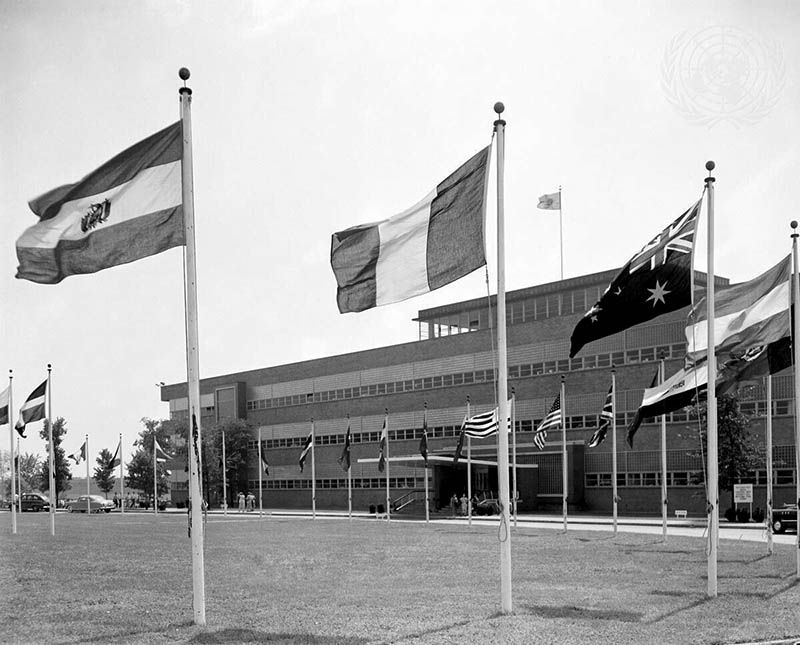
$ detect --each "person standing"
[460,493,468,516]
[246,491,255,512]
[237,491,245,512]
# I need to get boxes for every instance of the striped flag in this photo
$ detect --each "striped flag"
[68,441,87,465]
[298,432,313,472]
[338,423,351,471]
[462,402,513,438]
[537,192,560,210]
[16,122,184,284]
[15,380,47,438]
[378,418,388,473]
[419,409,429,468]
[588,386,613,448]
[330,147,491,313]
[0,386,9,426]
[534,393,561,450]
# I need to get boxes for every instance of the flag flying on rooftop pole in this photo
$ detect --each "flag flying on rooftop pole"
[588,384,614,448]
[330,146,491,313]
[686,255,791,362]
[15,380,47,438]
[569,198,702,357]
[537,192,560,210]
[16,122,184,284]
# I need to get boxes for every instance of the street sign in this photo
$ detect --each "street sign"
[733,484,753,504]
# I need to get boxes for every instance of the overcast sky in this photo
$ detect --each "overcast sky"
[1,0,798,473]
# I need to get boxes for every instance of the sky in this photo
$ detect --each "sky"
[1,0,798,474]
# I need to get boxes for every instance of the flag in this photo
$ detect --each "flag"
[261,454,270,477]
[378,418,388,473]
[109,440,121,469]
[16,122,184,284]
[419,411,429,468]
[0,386,8,426]
[299,432,313,472]
[626,365,704,447]
[15,380,47,438]
[686,255,791,362]
[453,417,467,465]
[718,336,792,394]
[569,199,701,357]
[534,393,561,450]
[462,402,513,438]
[154,437,173,462]
[537,192,560,210]
[588,385,613,448]
[338,423,351,471]
[330,147,491,313]
[68,441,86,465]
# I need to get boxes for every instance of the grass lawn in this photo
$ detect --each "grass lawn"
[1,511,799,644]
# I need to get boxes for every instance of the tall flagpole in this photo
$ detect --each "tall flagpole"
[385,409,390,523]
[17,436,21,510]
[85,434,90,512]
[558,185,564,280]
[47,364,55,536]
[611,369,618,534]
[311,418,316,520]
[561,375,568,533]
[179,67,206,626]
[222,430,227,516]
[347,414,352,521]
[153,435,158,516]
[766,375,773,555]
[660,358,668,542]
[423,405,429,524]
[466,397,472,524]
[119,433,124,515]
[494,102,513,614]
[258,428,263,518]
[511,389,518,528]
[790,220,800,577]
[9,370,16,534]
[704,161,718,598]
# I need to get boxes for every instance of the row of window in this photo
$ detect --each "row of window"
[245,477,423,490]
[245,342,687,412]
[586,469,798,488]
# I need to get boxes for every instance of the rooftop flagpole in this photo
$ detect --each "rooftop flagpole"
[704,161,718,598]
[558,185,564,280]
[790,220,800,578]
[179,67,206,626]
[9,370,16,534]
[493,101,513,614]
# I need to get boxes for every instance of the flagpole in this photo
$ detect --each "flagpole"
[660,358,668,542]
[511,389,518,528]
[704,161,718,598]
[257,427,263,518]
[85,434,90,512]
[179,68,206,626]
[311,418,316,520]
[466,397,472,524]
[494,102,513,614]
[558,185,564,280]
[119,433,124,516]
[766,374,773,555]
[153,435,158,516]
[222,430,227,516]
[385,409,390,523]
[611,369,618,534]
[423,405,429,524]
[17,436,21,511]
[561,375,568,533]
[45,364,55,536]
[9,370,16,534]
[790,220,800,578]
[347,414,352,521]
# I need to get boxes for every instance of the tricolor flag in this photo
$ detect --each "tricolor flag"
[0,386,9,426]
[378,418,388,473]
[298,432,313,472]
[570,199,700,357]
[686,255,791,362]
[109,440,122,469]
[587,386,613,448]
[15,380,47,438]
[537,192,560,210]
[16,122,184,284]
[261,454,270,477]
[534,393,561,450]
[330,147,491,313]
[338,423,351,471]
[419,409,429,468]
[154,437,173,463]
[68,441,86,465]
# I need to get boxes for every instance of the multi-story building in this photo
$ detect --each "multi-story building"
[160,269,797,516]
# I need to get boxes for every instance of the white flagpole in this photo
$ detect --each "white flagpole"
[704,161,718,597]
[222,429,227,516]
[179,68,206,626]
[494,102,513,614]
[790,220,800,577]
[511,389,518,528]
[119,433,124,516]
[9,370,16,534]
[47,364,55,536]
[347,414,352,521]
[766,375,773,555]
[423,405,429,524]
[660,359,668,542]
[311,419,316,520]
[385,409,390,523]
[466,397,472,524]
[153,435,158,516]
[558,185,564,280]
[561,375,568,533]
[258,428,263,518]
[85,434,90,513]
[17,437,21,511]
[611,370,618,534]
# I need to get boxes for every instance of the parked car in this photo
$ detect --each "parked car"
[474,498,501,516]
[10,493,51,512]
[66,494,115,513]
[772,504,798,534]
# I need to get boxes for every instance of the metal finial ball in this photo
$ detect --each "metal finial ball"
[179,68,191,81]
[705,160,715,171]
[792,220,798,230]
[494,102,505,115]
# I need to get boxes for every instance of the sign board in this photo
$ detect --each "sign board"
[733,484,753,504]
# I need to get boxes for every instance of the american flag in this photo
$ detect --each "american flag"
[588,385,613,448]
[628,201,699,274]
[462,402,513,438]
[534,393,561,450]
[298,432,313,472]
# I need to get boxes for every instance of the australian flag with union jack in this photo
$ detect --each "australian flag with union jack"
[570,199,701,358]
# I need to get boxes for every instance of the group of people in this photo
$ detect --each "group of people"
[236,491,257,512]
[449,493,477,516]
[111,492,153,509]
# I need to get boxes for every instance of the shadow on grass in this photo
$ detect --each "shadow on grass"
[644,595,709,624]
[720,578,799,600]
[393,618,474,642]
[189,628,369,644]
[719,553,772,565]
[62,620,196,644]
[522,604,643,623]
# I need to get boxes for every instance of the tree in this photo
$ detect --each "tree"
[93,448,116,498]
[2,451,42,498]
[39,417,73,503]
[125,418,177,498]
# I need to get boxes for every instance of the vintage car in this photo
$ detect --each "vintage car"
[66,494,115,513]
[9,493,51,512]
[772,504,798,533]
[474,498,501,516]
